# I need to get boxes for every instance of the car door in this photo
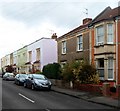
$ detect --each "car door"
[27,74,33,88]
[15,74,19,83]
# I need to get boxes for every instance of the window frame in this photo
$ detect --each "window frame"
[107,23,114,44]
[108,57,114,80]
[36,48,40,61]
[28,51,32,62]
[96,25,104,45]
[77,35,83,51]
[96,58,104,80]
[61,40,66,54]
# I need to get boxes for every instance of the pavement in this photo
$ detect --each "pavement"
[51,85,120,109]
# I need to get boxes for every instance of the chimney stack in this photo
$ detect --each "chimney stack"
[51,33,57,41]
[83,18,92,25]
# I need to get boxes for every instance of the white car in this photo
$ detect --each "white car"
[3,73,15,81]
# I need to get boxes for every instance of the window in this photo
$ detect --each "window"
[97,58,104,80]
[36,48,40,61]
[23,53,25,57]
[28,51,32,62]
[108,58,114,80]
[77,35,83,51]
[61,61,67,68]
[96,25,104,45]
[107,24,114,44]
[62,41,66,54]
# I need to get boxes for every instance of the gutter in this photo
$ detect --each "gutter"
[115,19,118,85]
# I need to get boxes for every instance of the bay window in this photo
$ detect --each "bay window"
[108,58,114,80]
[96,25,104,45]
[107,24,114,44]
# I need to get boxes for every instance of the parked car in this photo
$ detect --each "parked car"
[24,74,52,90]
[3,72,15,81]
[14,74,28,85]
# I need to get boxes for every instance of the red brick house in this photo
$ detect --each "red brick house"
[89,6,120,85]
[57,18,92,67]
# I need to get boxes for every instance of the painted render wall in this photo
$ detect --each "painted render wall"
[41,38,57,70]
[27,38,57,71]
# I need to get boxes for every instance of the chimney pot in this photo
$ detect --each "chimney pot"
[83,18,92,25]
[51,33,57,41]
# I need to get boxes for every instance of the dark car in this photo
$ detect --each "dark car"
[14,74,28,85]
[3,73,15,81]
[24,74,52,90]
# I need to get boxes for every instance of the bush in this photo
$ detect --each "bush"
[5,65,14,73]
[61,63,74,82]
[61,61,100,84]
[42,63,61,79]
[35,69,42,74]
[61,61,82,82]
[78,63,100,84]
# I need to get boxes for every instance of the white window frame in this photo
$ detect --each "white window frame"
[107,23,114,44]
[77,35,83,51]
[36,48,40,61]
[62,41,66,54]
[96,25,104,45]
[28,51,32,62]
[108,57,114,80]
[96,58,104,80]
[61,61,67,68]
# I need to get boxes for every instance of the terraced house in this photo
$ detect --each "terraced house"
[1,37,57,74]
[57,18,92,67]
[89,6,120,85]
[25,37,57,74]
[57,6,120,86]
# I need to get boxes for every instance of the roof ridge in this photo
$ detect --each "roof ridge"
[89,6,112,26]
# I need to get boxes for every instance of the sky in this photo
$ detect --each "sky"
[0,0,119,59]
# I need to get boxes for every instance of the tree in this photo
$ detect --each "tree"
[78,63,100,84]
[6,65,14,73]
[61,61,100,84]
[42,63,61,79]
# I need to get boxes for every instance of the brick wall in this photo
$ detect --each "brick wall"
[58,30,90,63]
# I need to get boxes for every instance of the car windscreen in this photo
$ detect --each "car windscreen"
[19,74,27,78]
[33,74,46,80]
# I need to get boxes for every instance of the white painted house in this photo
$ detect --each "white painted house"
[25,37,57,73]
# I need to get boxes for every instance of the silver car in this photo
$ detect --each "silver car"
[3,73,15,81]
[24,74,52,90]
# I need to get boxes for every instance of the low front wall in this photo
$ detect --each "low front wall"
[50,79,73,89]
[50,79,103,94]
[74,83,102,94]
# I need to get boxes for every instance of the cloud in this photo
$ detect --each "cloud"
[0,0,118,59]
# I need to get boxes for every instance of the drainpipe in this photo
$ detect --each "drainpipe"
[115,19,118,85]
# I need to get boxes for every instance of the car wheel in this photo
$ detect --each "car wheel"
[31,84,35,90]
[17,81,20,85]
[48,86,51,91]
[14,80,16,84]
[24,82,27,88]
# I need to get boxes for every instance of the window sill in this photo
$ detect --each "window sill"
[77,49,83,52]
[61,53,66,55]
[104,43,115,46]
[94,45,104,48]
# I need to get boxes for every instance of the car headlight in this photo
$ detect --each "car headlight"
[34,80,42,85]
[48,81,52,85]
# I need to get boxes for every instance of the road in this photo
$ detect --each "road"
[1,78,115,110]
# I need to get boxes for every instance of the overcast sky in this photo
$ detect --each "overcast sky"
[0,0,119,59]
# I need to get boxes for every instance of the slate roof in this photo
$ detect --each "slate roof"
[89,6,120,26]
